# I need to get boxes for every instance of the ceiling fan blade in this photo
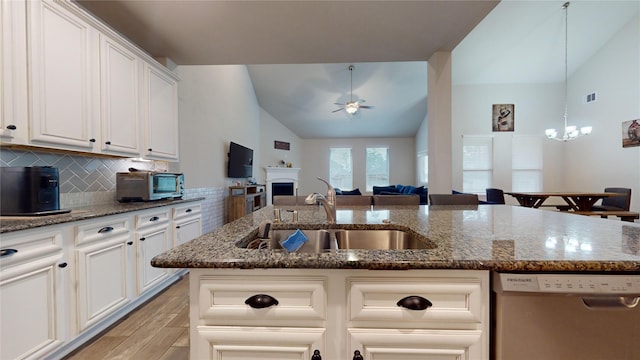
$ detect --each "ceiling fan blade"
[332,108,344,113]
[359,105,374,109]
[334,102,345,106]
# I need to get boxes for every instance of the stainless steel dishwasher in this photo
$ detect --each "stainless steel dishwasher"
[493,272,640,360]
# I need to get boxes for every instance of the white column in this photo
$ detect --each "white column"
[427,51,453,195]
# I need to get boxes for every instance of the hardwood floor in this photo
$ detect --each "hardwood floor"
[65,274,189,360]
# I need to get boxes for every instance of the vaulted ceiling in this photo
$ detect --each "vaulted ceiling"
[76,0,638,139]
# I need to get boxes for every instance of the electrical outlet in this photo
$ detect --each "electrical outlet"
[585,92,597,103]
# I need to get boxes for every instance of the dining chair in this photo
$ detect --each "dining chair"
[592,187,632,211]
[429,194,479,205]
[336,195,373,206]
[372,194,420,206]
[485,188,505,204]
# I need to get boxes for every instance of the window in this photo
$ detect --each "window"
[417,150,428,185]
[512,135,543,192]
[462,135,493,194]
[366,147,389,191]
[329,147,352,190]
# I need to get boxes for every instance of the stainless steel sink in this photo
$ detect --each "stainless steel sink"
[258,229,335,253]
[334,229,434,250]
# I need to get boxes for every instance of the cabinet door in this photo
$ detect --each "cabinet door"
[348,328,484,360]
[174,216,201,247]
[143,63,178,160]
[136,225,169,295]
[195,326,325,360]
[99,35,141,156]
[27,0,99,150]
[76,236,133,330]
[0,252,67,360]
[1,0,28,144]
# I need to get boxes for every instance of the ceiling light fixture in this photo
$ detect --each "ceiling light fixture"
[332,65,374,115]
[545,2,592,141]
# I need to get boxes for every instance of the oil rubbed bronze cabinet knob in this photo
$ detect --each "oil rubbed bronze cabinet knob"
[89,138,96,143]
[244,294,279,309]
[6,124,16,130]
[352,350,363,360]
[105,141,111,145]
[396,295,432,310]
[311,349,322,360]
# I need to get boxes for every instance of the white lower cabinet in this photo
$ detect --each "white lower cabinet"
[0,201,201,360]
[0,225,71,360]
[190,268,489,360]
[172,203,202,247]
[135,208,171,295]
[75,215,133,331]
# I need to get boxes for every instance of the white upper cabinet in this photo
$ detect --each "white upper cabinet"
[1,0,29,144]
[142,63,179,161]
[27,0,100,151]
[99,35,142,156]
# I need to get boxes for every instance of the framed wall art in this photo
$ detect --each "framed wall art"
[622,119,640,148]
[492,104,514,132]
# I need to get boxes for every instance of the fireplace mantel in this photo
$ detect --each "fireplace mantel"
[264,167,300,206]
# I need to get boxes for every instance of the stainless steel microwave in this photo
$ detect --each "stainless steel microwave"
[116,171,184,202]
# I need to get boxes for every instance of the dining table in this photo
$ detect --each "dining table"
[504,191,624,212]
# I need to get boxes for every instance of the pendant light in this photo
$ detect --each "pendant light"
[545,2,592,141]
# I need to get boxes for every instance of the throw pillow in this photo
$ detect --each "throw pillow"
[340,188,362,195]
[373,185,399,195]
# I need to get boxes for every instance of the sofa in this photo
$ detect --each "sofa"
[335,185,428,205]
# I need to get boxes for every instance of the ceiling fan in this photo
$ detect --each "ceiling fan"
[332,65,374,115]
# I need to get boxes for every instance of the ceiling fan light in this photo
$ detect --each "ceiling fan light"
[345,102,359,114]
[545,129,557,138]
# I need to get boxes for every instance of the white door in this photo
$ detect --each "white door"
[195,327,325,360]
[99,35,141,156]
[136,225,169,294]
[27,0,99,150]
[143,64,178,160]
[0,253,67,360]
[76,237,132,330]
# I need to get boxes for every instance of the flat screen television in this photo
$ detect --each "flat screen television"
[227,141,253,178]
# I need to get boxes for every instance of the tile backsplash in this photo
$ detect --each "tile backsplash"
[1,148,167,207]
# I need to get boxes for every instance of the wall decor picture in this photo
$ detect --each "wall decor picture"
[274,140,290,150]
[492,104,515,132]
[622,119,640,148]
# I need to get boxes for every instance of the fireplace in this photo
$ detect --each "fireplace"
[265,167,300,206]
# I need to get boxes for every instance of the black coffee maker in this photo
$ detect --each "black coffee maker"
[0,166,69,216]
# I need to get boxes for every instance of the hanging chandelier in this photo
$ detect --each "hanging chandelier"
[545,2,592,141]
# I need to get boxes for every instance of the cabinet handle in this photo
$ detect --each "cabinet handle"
[89,138,96,143]
[149,216,160,222]
[396,295,432,311]
[58,262,68,268]
[176,225,181,229]
[352,350,363,360]
[0,249,18,257]
[140,237,146,241]
[311,349,322,360]
[148,148,152,152]
[185,208,192,213]
[244,294,279,309]
[105,141,111,145]
[98,226,114,233]
[6,124,16,130]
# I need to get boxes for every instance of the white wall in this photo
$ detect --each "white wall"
[176,65,261,188]
[415,113,428,185]
[300,137,416,195]
[258,108,302,172]
[563,14,639,210]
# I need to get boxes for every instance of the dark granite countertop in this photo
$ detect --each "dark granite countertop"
[0,197,204,233]
[151,204,640,272]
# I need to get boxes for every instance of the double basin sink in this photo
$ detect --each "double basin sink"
[244,228,435,252]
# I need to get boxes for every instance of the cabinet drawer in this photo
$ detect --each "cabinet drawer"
[198,275,326,325]
[0,227,64,268]
[173,202,201,221]
[348,276,485,324]
[135,209,170,229]
[75,216,130,245]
